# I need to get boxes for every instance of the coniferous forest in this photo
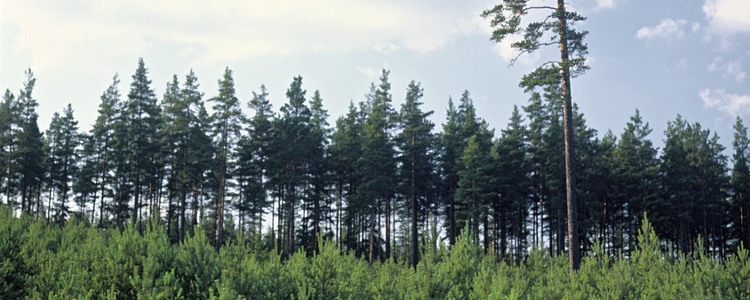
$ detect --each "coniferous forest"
[2,3,750,300]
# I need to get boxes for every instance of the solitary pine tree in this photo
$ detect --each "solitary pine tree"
[483,0,589,274]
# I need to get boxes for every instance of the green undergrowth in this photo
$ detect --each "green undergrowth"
[1,208,749,299]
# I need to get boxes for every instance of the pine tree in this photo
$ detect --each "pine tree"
[395,80,435,267]
[47,104,80,224]
[439,97,461,246]
[483,0,590,273]
[209,67,243,249]
[188,101,216,228]
[237,85,274,237]
[455,125,494,247]
[180,70,204,237]
[357,70,397,264]
[269,75,313,256]
[613,109,658,253]
[16,69,46,217]
[330,101,364,253]
[438,91,480,247]
[304,90,330,253]
[91,74,121,227]
[162,74,184,241]
[523,92,548,250]
[731,116,750,249]
[125,58,161,225]
[1,90,20,208]
[74,132,98,220]
[497,105,530,264]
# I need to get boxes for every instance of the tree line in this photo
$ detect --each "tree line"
[2,59,750,266]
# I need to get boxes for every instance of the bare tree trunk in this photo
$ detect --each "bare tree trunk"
[558,0,579,277]
[369,198,375,266]
[411,149,418,268]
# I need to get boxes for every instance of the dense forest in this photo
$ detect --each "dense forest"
[3,59,750,262]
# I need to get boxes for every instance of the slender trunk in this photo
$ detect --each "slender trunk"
[411,148,418,268]
[180,146,187,242]
[199,180,204,226]
[277,186,284,253]
[501,206,507,261]
[369,197,375,266]
[558,0,579,276]
[287,187,295,257]
[168,161,175,240]
[47,177,54,220]
[385,193,390,259]
[337,181,341,250]
[5,141,10,206]
[449,196,456,246]
[35,185,41,220]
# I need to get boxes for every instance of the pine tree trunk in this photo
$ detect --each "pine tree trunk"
[216,121,227,251]
[411,150,418,268]
[180,138,187,242]
[449,196,456,246]
[558,0,579,276]
[369,198,375,266]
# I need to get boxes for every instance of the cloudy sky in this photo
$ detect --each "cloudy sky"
[2,0,749,153]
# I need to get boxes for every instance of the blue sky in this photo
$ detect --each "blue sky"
[2,0,749,154]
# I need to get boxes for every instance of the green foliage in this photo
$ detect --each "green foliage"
[2,211,750,299]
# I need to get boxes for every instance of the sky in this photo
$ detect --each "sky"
[2,0,750,156]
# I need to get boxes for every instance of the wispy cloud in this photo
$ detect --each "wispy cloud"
[355,67,378,78]
[636,19,687,41]
[700,88,750,117]
[708,56,746,82]
[1,0,491,71]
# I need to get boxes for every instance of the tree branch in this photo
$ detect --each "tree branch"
[522,6,557,12]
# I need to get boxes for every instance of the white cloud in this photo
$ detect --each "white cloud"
[703,0,750,35]
[708,56,746,82]
[700,88,750,116]
[355,67,377,78]
[1,0,491,71]
[594,0,617,10]
[692,23,702,32]
[636,19,688,41]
